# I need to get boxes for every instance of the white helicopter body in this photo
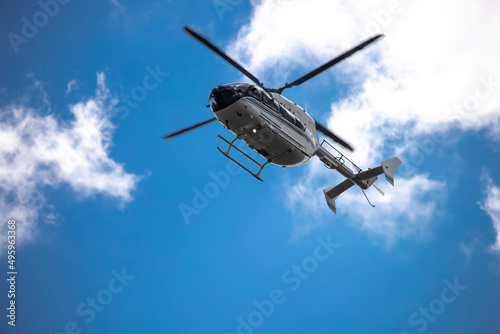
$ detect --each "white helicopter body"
[164,26,402,213]
[210,83,318,167]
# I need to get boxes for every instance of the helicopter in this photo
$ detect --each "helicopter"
[163,26,402,213]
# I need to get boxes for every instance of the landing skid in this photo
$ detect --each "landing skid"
[216,134,270,182]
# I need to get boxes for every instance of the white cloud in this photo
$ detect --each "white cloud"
[480,174,500,252]
[339,175,445,246]
[0,73,140,250]
[459,232,483,264]
[228,0,500,243]
[65,79,78,96]
[230,0,500,146]
[284,158,444,245]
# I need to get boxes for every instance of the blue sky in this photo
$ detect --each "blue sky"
[1,0,500,333]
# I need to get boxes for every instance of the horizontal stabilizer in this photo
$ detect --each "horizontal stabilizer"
[319,150,401,213]
[356,157,402,187]
[323,179,355,214]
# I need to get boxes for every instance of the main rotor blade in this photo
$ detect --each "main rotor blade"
[184,26,264,89]
[162,117,217,139]
[315,121,354,152]
[278,34,384,93]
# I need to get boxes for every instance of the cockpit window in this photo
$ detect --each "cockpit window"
[246,86,263,101]
[263,95,279,112]
[209,86,243,112]
[209,95,219,112]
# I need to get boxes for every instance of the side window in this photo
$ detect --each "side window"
[279,106,294,123]
[247,87,262,101]
[295,119,306,131]
[280,106,306,131]
[263,95,279,112]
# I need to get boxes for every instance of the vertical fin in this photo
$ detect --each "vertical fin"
[323,190,339,214]
[381,157,402,186]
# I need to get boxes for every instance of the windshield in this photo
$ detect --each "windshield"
[209,85,245,112]
[209,95,219,111]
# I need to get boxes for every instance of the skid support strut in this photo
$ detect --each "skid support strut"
[216,134,270,182]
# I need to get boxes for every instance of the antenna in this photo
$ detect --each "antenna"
[361,189,376,208]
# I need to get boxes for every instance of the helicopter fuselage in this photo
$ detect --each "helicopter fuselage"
[209,83,319,167]
[165,26,402,213]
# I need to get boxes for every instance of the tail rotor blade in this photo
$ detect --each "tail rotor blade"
[373,183,385,196]
[162,117,217,139]
[315,121,354,152]
[184,26,264,89]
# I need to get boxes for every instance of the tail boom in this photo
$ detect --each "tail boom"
[316,145,402,213]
